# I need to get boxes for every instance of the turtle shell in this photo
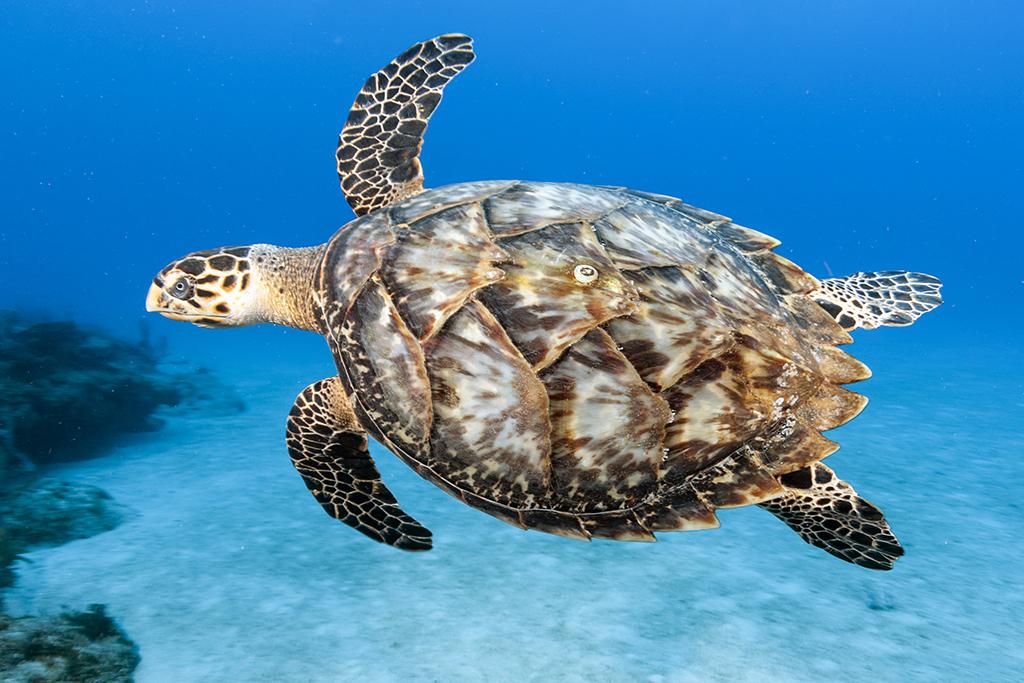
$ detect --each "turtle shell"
[318,181,870,540]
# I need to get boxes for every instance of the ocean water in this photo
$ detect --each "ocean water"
[2,2,1023,681]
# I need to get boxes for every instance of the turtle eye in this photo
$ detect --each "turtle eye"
[170,277,193,299]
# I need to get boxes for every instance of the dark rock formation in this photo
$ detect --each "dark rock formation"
[0,529,17,596]
[0,479,127,550]
[0,311,243,467]
[0,606,139,683]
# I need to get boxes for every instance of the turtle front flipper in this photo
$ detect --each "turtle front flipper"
[759,463,903,570]
[337,34,475,216]
[815,270,943,331]
[286,377,432,551]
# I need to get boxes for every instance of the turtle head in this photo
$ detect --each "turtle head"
[147,243,326,332]
[146,246,264,328]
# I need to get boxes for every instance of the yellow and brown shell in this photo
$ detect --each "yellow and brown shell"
[318,181,870,541]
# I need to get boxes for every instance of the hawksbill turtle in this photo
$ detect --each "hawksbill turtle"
[146,34,942,570]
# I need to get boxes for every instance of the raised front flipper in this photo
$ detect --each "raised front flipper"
[286,377,432,551]
[337,34,475,216]
[815,271,943,331]
[759,463,903,570]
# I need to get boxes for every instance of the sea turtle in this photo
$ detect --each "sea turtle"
[146,34,942,570]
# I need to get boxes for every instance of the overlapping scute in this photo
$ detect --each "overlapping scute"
[322,181,869,539]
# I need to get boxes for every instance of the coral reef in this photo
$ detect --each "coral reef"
[0,479,127,550]
[0,311,243,468]
[0,606,139,683]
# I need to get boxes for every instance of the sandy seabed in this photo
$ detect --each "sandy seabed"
[5,336,1023,682]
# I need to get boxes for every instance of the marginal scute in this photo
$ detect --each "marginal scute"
[579,511,655,542]
[389,180,518,225]
[423,300,552,507]
[761,419,840,476]
[752,252,818,294]
[604,266,734,392]
[666,201,730,225]
[380,202,509,340]
[479,222,639,370]
[484,182,627,236]
[817,345,873,384]
[459,489,528,529]
[713,222,781,252]
[794,383,869,432]
[520,509,591,540]
[784,294,853,346]
[540,328,671,511]
[336,277,432,458]
[690,449,785,508]
[637,489,720,532]
[612,188,685,207]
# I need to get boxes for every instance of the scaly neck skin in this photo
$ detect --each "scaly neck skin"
[249,244,326,334]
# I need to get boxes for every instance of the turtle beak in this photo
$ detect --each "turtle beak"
[146,281,168,313]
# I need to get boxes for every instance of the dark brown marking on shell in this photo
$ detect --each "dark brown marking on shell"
[760,419,840,476]
[636,488,720,532]
[380,202,509,340]
[690,449,784,508]
[659,338,828,483]
[578,510,655,541]
[540,328,671,512]
[459,489,528,529]
[483,182,627,236]
[478,222,639,370]
[751,252,818,294]
[660,354,763,482]
[337,277,432,458]
[784,294,853,346]
[520,509,591,540]
[604,266,735,392]
[422,300,552,507]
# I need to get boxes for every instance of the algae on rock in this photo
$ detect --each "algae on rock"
[0,606,140,683]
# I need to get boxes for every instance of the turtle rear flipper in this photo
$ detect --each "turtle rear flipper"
[815,270,943,331]
[759,463,904,570]
[286,377,432,551]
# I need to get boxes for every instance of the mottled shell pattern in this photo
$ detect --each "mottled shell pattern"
[317,180,869,540]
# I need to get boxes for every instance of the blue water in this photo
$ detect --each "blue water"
[3,2,1023,681]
